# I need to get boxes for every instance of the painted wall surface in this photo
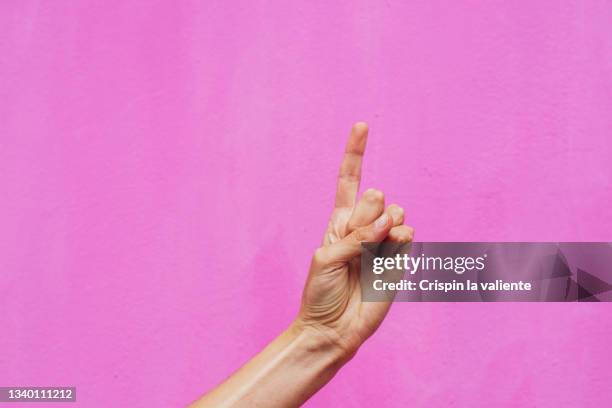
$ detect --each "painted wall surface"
[1,1,611,407]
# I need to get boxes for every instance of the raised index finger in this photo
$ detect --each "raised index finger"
[334,122,369,208]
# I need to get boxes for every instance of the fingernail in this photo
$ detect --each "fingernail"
[374,213,389,229]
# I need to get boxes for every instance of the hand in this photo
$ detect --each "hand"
[295,122,414,359]
[193,122,414,408]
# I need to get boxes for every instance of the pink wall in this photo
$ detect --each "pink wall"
[1,1,611,407]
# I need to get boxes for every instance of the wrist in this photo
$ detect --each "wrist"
[287,319,358,365]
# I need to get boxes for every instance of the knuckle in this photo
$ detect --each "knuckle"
[406,226,415,241]
[397,233,411,243]
[390,225,414,243]
[313,247,330,266]
[364,188,384,202]
[388,204,404,223]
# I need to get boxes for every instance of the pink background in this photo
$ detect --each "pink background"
[1,1,611,407]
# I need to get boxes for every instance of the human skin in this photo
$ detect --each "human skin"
[190,123,414,407]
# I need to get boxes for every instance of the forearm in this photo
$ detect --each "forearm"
[190,322,348,407]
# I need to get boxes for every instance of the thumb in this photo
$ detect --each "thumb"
[320,212,393,265]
